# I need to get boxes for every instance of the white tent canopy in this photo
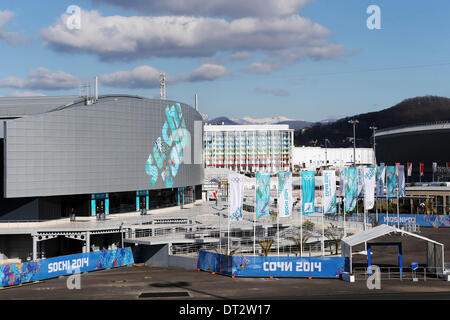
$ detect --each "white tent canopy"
[341,225,445,274]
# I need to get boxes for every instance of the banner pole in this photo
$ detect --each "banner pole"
[397,179,400,229]
[277,174,280,258]
[300,172,303,257]
[343,196,347,238]
[254,179,256,257]
[227,180,230,256]
[321,175,325,257]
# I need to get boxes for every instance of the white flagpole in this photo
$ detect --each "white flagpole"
[277,174,280,257]
[343,196,347,238]
[397,170,400,229]
[227,179,230,256]
[321,173,325,257]
[300,172,303,257]
[254,180,256,257]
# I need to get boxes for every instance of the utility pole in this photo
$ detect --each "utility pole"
[369,125,378,166]
[348,119,359,166]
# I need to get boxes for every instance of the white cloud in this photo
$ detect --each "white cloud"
[41,10,349,65]
[0,68,79,90]
[99,63,230,88]
[8,91,47,97]
[185,63,230,82]
[100,65,162,89]
[253,88,289,97]
[243,62,275,74]
[230,51,252,61]
[92,0,312,18]
[0,10,31,45]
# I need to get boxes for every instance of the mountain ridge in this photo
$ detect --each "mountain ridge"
[294,95,450,148]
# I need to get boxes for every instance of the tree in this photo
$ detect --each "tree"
[324,223,345,255]
[257,239,273,257]
[214,244,239,256]
[289,232,311,256]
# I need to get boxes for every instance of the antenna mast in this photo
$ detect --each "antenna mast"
[160,73,166,100]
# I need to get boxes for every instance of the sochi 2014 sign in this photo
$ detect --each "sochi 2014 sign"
[197,251,348,278]
[0,248,134,287]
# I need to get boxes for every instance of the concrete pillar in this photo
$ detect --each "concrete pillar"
[86,231,90,253]
[32,236,37,261]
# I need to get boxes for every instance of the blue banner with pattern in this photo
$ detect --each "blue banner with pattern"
[0,248,134,288]
[197,251,348,278]
[256,173,270,219]
[301,171,315,215]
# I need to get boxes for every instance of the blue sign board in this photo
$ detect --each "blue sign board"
[197,251,348,278]
[0,248,134,287]
[369,214,450,228]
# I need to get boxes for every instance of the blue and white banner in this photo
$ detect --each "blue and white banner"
[278,172,292,218]
[339,169,346,197]
[363,167,376,210]
[345,167,357,212]
[357,166,364,196]
[255,173,270,219]
[398,165,405,197]
[323,170,336,214]
[197,251,349,278]
[386,166,397,198]
[301,171,315,215]
[0,248,134,288]
[229,173,245,222]
[376,166,385,197]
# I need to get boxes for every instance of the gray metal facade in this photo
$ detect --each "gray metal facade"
[3,95,203,198]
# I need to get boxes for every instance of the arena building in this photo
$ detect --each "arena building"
[0,94,204,262]
[293,146,375,170]
[375,122,450,181]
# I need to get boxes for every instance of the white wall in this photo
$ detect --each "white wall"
[293,147,375,169]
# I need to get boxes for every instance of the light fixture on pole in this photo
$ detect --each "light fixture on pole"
[324,138,330,166]
[348,119,359,165]
[369,125,378,165]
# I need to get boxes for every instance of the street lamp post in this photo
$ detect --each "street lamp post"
[348,119,359,165]
[324,138,330,167]
[369,125,378,166]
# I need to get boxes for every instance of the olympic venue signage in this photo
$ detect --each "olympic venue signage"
[0,248,134,287]
[197,251,349,278]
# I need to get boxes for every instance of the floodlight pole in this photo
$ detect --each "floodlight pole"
[348,119,359,165]
[369,125,378,166]
[324,138,330,166]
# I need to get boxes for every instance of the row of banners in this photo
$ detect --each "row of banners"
[407,162,442,176]
[228,165,407,222]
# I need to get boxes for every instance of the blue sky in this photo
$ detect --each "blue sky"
[0,0,449,121]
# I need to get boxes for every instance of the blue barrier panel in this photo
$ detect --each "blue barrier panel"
[197,251,348,278]
[369,214,450,227]
[0,248,134,288]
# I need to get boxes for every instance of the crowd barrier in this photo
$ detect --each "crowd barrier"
[0,247,134,288]
[197,251,349,278]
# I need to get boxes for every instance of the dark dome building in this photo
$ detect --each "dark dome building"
[375,122,450,181]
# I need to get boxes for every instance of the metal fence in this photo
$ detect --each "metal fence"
[353,267,447,281]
